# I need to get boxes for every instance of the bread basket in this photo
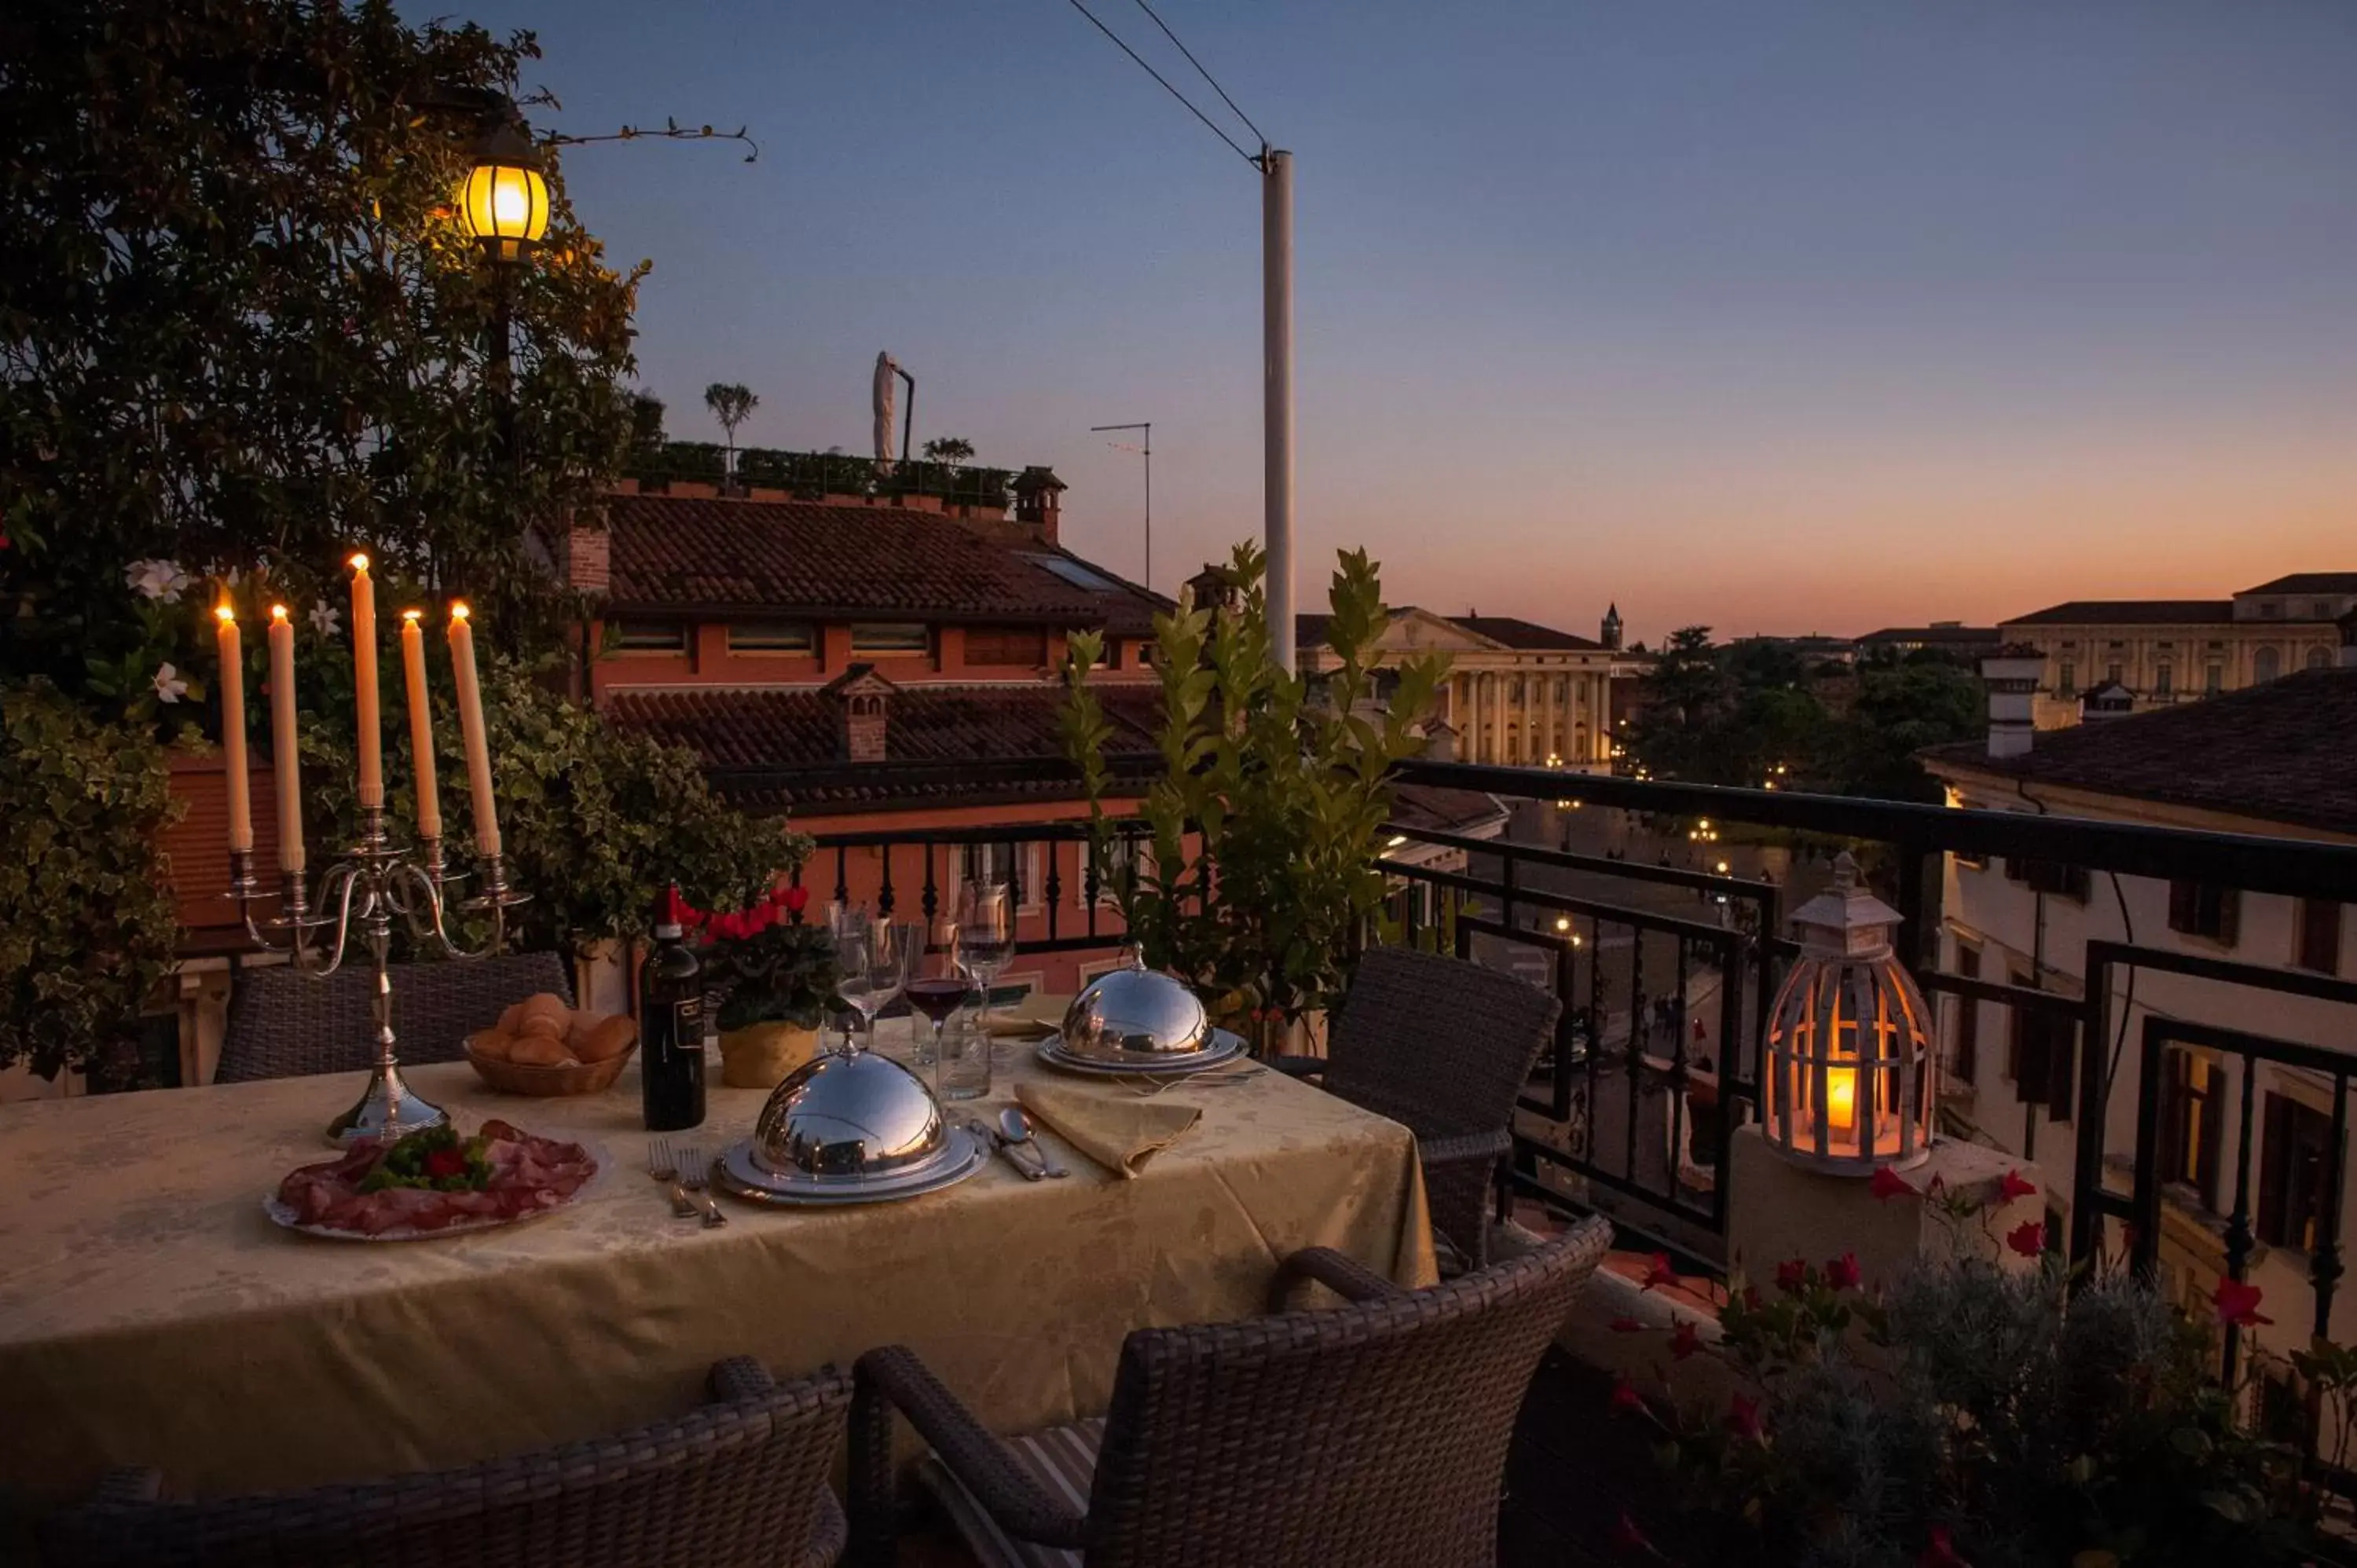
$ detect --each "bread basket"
[465,1032,636,1097]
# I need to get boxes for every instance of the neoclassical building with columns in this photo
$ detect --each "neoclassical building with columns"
[1297,608,1639,772]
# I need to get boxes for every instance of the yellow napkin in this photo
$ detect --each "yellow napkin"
[1014,1081,1199,1180]
[985,992,1069,1038]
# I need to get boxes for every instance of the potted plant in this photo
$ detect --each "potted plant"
[1058,543,1446,1053]
[683,884,841,1088]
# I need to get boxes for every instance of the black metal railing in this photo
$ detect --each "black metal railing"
[799,820,1153,955]
[625,441,1017,508]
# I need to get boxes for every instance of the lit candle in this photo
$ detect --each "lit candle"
[446,603,500,857]
[214,604,252,854]
[268,605,305,874]
[1826,1066,1858,1134]
[349,554,383,809]
[400,610,442,842]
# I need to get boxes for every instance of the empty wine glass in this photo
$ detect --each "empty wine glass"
[956,880,1017,1053]
[837,918,915,1055]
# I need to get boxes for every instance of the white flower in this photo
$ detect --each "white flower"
[308,601,342,637]
[152,663,189,704]
[125,559,190,603]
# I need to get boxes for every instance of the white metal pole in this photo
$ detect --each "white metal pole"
[1262,148,1295,671]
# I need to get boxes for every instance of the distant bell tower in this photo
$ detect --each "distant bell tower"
[1600,602,1623,651]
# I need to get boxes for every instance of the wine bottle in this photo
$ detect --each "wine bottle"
[641,887,706,1132]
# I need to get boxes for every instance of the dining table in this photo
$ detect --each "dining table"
[0,1017,1434,1505]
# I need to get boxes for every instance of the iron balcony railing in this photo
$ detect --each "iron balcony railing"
[805,759,2357,1399]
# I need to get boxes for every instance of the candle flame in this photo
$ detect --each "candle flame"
[450,603,471,622]
[270,603,290,623]
[214,603,236,624]
[349,552,369,573]
[401,608,423,623]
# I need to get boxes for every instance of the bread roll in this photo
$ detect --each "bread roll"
[573,1015,638,1064]
[496,1002,528,1035]
[564,1009,603,1045]
[518,993,571,1028]
[468,1028,514,1062]
[508,1032,573,1068]
[516,1013,566,1041]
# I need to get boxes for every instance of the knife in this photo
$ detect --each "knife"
[970,1119,1044,1181]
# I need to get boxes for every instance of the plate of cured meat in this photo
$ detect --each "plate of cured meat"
[266,1119,601,1241]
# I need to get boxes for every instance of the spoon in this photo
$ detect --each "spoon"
[970,1118,1042,1181]
[999,1105,1068,1179]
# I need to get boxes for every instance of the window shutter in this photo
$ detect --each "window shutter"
[2301,900,2343,976]
[2257,1094,2291,1248]
[2216,889,2240,948]
[2168,880,2195,933]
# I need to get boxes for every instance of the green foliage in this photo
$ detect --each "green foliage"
[709,920,840,1031]
[1059,544,1445,1023]
[1625,628,1981,801]
[703,383,757,479]
[1,0,646,716]
[1657,1250,2316,1568]
[921,436,976,466]
[0,682,184,1078]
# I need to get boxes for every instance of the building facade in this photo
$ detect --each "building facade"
[1920,668,2357,1376]
[1999,573,2356,728]
[1296,608,1637,771]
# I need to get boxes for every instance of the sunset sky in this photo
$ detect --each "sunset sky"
[452,0,2357,644]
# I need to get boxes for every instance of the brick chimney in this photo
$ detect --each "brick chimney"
[1012,467,1067,545]
[553,522,610,595]
[1978,646,2045,759]
[823,665,896,764]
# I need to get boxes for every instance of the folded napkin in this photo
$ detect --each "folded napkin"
[1014,1080,1199,1180]
[985,992,1070,1038]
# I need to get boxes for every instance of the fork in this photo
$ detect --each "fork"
[677,1146,727,1228]
[1121,1066,1267,1098]
[646,1138,696,1218]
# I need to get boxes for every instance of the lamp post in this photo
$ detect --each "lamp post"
[454,115,550,479]
[1090,421,1153,591]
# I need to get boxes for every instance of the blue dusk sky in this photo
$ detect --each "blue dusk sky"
[441,0,2356,643]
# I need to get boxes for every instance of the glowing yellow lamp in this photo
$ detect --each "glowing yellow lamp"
[457,123,548,261]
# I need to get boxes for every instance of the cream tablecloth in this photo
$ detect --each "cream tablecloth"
[0,1025,1432,1503]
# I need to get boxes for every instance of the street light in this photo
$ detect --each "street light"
[457,120,549,261]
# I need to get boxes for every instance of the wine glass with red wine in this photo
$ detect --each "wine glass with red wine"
[905,947,973,1070]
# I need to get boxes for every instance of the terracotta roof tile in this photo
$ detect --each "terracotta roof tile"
[605,493,1149,626]
[1920,668,2357,835]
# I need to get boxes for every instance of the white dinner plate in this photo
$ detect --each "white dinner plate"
[712,1127,987,1207]
[1033,1028,1249,1078]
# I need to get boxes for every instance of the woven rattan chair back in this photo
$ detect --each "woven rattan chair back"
[1080,1214,1611,1568]
[215,950,574,1083]
[43,1361,852,1568]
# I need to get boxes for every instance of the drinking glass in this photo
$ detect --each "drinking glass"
[934,1008,992,1102]
[956,880,1017,1050]
[837,919,915,1055]
[906,938,970,1068]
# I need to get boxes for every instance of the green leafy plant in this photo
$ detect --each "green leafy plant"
[1058,543,1445,1028]
[0,681,185,1079]
[703,383,759,485]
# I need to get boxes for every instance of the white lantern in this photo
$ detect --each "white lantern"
[1760,852,1934,1173]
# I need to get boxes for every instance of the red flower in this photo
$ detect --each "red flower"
[423,1145,467,1180]
[1997,1169,2038,1204]
[1611,1511,1654,1555]
[1607,1316,1645,1333]
[1871,1164,1916,1203]
[680,906,707,931]
[1669,1319,1702,1360]
[2214,1278,2274,1329]
[1774,1258,1810,1294]
[1918,1525,1967,1568]
[2005,1219,2044,1258]
[1640,1252,1677,1291]
[1725,1392,1765,1441]
[784,884,809,914]
[1824,1251,1861,1291]
[1610,1376,1647,1416]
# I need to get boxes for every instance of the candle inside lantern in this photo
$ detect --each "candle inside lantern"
[446,603,500,857]
[268,604,306,874]
[214,604,252,854]
[349,554,383,810]
[400,610,442,842]
[1825,1065,1859,1134]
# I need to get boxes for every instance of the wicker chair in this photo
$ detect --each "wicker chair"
[39,1358,851,1568]
[849,1215,1611,1568]
[1274,945,1561,1270]
[215,950,574,1083]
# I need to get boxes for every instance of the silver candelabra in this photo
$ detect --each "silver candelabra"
[229,808,528,1145]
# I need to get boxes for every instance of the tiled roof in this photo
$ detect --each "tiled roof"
[604,494,1153,626]
[604,680,1165,810]
[1919,667,2357,836]
[2001,599,2234,627]
[1450,615,1606,651]
[2241,573,2357,595]
[1388,784,1509,836]
[1294,610,1603,652]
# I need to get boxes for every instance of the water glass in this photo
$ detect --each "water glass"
[935,1009,992,1102]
